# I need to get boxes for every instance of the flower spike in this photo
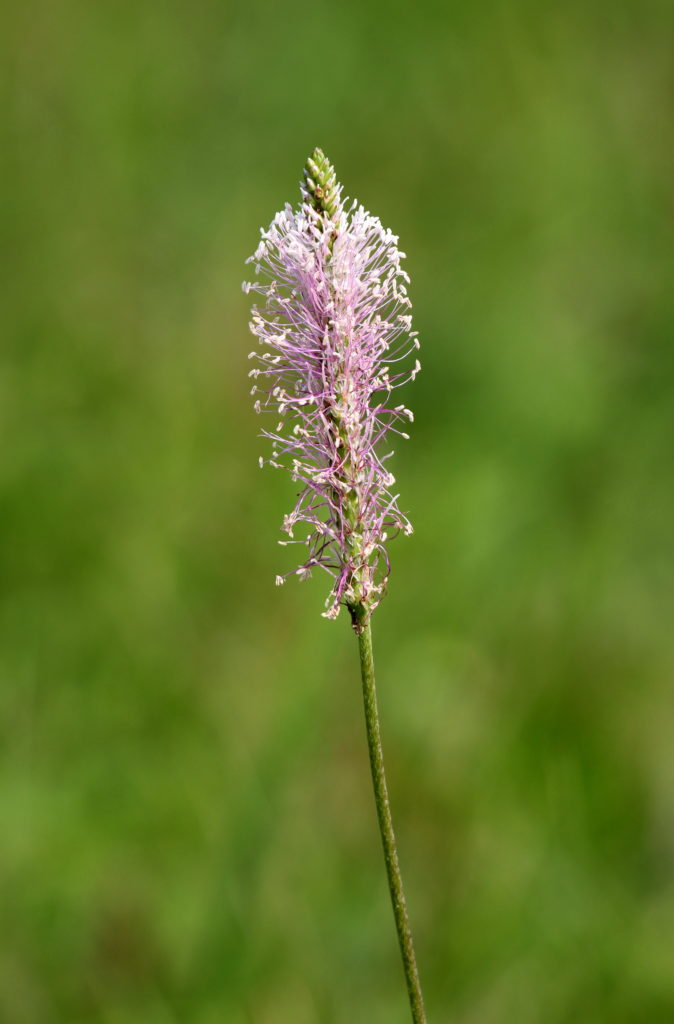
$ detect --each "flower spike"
[244,149,419,625]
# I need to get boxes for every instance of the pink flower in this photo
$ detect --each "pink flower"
[244,149,420,622]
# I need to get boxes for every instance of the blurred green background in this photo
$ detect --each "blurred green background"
[2,0,673,1021]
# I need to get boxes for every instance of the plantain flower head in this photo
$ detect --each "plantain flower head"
[243,149,420,625]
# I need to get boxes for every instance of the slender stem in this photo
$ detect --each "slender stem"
[350,603,427,1023]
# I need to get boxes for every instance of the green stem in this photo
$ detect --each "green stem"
[350,604,428,1023]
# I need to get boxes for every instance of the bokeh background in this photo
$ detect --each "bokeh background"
[2,1,673,1021]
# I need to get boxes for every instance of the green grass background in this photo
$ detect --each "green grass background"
[2,0,673,1021]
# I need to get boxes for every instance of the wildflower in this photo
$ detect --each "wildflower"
[243,152,429,1024]
[244,149,419,623]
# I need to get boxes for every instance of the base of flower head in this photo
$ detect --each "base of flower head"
[347,601,371,635]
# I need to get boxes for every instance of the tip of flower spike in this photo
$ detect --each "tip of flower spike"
[302,148,342,222]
